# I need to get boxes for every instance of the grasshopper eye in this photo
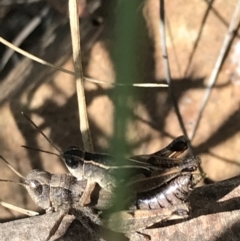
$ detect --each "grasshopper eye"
[28,180,43,196]
[63,154,81,169]
[63,147,84,169]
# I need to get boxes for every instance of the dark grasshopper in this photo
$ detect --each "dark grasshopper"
[63,136,190,184]
[63,136,200,204]
[0,153,200,233]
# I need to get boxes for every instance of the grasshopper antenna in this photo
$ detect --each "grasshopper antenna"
[21,111,62,155]
[0,155,26,179]
[0,200,39,216]
[21,145,62,158]
[0,156,40,216]
[0,156,39,216]
[0,179,27,189]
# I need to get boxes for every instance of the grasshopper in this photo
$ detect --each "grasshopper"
[0,154,199,235]
[63,135,190,182]
[62,136,200,204]
[22,115,199,206]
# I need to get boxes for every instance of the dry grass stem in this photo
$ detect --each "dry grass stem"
[69,0,93,151]
[0,36,167,88]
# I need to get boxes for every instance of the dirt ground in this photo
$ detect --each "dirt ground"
[0,0,240,222]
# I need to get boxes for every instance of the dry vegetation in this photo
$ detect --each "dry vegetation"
[0,0,240,240]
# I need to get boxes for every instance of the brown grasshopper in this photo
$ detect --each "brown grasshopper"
[0,154,200,234]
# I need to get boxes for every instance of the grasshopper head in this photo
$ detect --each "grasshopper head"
[62,146,84,180]
[25,170,52,212]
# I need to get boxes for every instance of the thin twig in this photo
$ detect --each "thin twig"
[183,0,214,77]
[159,0,190,150]
[189,0,240,141]
[166,16,182,77]
[0,36,167,88]
[68,0,93,152]
[0,36,75,74]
